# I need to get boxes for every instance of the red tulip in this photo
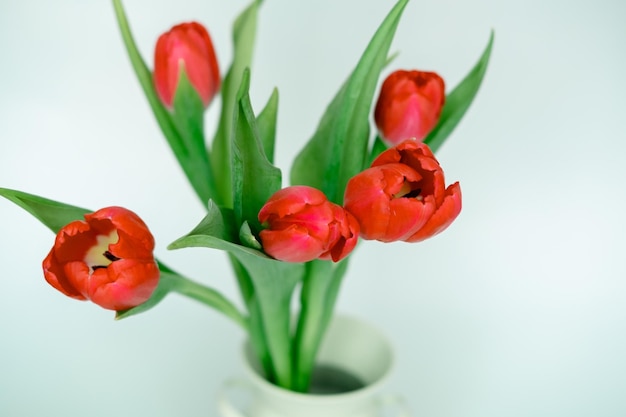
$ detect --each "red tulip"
[258,186,359,263]
[154,22,220,108]
[344,140,461,242]
[374,70,445,144]
[42,207,159,311]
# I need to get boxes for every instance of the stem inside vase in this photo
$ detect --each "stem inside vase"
[308,364,366,394]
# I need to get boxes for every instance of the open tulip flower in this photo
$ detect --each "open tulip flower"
[258,186,359,263]
[374,70,445,144]
[154,22,220,108]
[344,139,462,243]
[42,207,159,311]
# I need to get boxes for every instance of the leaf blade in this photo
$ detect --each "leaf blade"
[211,1,259,207]
[170,69,219,201]
[232,70,282,234]
[111,0,214,204]
[424,30,495,153]
[256,88,279,164]
[0,187,90,233]
[290,0,409,204]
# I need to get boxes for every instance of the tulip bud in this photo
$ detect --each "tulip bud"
[42,207,159,311]
[374,70,445,144]
[344,140,461,242]
[154,22,220,108]
[258,186,359,263]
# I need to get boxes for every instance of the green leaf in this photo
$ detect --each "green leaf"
[184,200,238,243]
[290,0,409,204]
[116,263,247,328]
[170,68,218,200]
[169,224,271,261]
[231,69,282,234]
[211,0,260,207]
[368,134,389,166]
[169,218,305,389]
[239,221,262,250]
[0,187,90,233]
[111,0,214,205]
[424,30,495,153]
[256,88,279,164]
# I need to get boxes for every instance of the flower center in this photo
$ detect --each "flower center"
[393,181,423,201]
[84,230,120,272]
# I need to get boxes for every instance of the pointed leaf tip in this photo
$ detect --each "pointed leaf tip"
[424,30,494,153]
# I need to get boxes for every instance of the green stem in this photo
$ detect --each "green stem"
[292,259,349,392]
[226,254,275,381]
[247,296,277,383]
[227,253,254,309]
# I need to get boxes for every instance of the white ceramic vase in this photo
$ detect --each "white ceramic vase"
[217,314,411,417]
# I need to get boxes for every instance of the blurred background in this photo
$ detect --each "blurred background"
[1,0,625,416]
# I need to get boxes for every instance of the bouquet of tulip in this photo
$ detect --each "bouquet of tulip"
[0,0,492,393]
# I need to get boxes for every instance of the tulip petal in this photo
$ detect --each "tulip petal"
[259,226,326,263]
[271,204,334,241]
[343,167,392,240]
[63,260,92,300]
[319,208,360,262]
[372,138,436,167]
[42,251,86,300]
[384,195,437,242]
[374,140,448,206]
[52,221,95,263]
[87,207,155,259]
[344,163,428,242]
[258,186,328,221]
[89,259,160,311]
[405,182,462,242]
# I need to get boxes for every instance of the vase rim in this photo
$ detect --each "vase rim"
[240,313,395,401]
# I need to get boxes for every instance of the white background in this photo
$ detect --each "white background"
[1,0,625,416]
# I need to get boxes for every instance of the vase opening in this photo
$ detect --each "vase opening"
[308,363,366,394]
